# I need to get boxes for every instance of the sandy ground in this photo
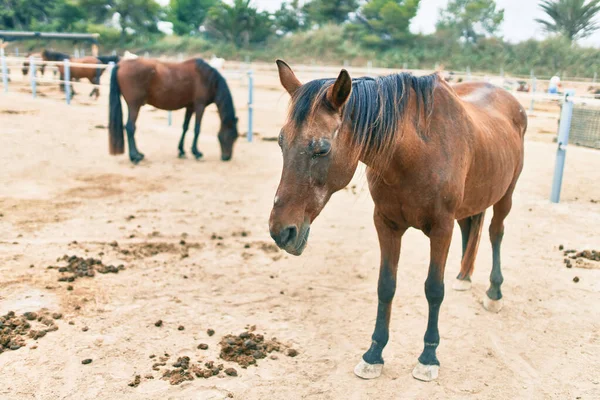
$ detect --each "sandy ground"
[1,69,599,400]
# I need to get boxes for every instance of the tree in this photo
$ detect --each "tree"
[167,0,216,35]
[113,0,164,40]
[78,0,114,24]
[0,0,57,29]
[536,0,600,42]
[274,0,307,35]
[303,0,359,25]
[352,0,421,46]
[205,0,273,47]
[436,0,504,43]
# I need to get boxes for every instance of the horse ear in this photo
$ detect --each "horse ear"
[276,59,301,95]
[327,69,352,110]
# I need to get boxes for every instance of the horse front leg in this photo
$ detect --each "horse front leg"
[178,106,194,158]
[413,219,453,381]
[191,104,206,159]
[354,211,405,379]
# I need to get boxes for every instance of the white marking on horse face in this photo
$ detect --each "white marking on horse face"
[273,195,280,206]
[333,128,339,139]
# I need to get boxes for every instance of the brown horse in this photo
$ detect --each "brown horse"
[108,58,238,164]
[42,50,106,99]
[269,60,526,381]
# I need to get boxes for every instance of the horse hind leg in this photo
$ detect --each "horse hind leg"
[125,104,145,164]
[452,212,485,291]
[483,194,513,313]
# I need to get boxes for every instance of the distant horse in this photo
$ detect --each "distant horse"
[21,53,47,77]
[269,61,527,381]
[108,58,239,164]
[42,50,109,99]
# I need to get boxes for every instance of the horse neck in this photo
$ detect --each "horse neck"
[354,84,446,175]
[213,77,236,127]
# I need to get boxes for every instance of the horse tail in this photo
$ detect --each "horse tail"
[108,64,124,155]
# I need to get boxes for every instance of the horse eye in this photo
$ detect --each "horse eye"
[278,133,283,148]
[312,140,331,158]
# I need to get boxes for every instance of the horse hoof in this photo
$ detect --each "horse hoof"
[193,152,203,160]
[354,359,383,379]
[452,279,472,291]
[130,153,145,164]
[483,296,503,313]
[178,153,186,159]
[412,362,439,382]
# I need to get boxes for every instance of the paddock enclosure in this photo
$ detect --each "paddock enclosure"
[0,62,599,400]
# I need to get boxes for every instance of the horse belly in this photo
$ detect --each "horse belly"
[147,72,196,110]
[457,132,523,219]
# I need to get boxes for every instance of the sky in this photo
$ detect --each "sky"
[249,0,600,47]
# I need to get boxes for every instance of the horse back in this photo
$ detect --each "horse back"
[118,59,200,110]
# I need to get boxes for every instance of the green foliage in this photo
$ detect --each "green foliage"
[436,0,504,42]
[349,0,421,47]
[273,0,307,35]
[304,0,359,25]
[113,0,164,38]
[78,0,112,24]
[167,0,216,36]
[204,0,273,47]
[536,0,600,42]
[0,0,57,29]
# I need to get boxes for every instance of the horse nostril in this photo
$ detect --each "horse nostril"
[276,225,297,248]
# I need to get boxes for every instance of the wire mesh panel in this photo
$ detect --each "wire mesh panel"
[570,104,600,149]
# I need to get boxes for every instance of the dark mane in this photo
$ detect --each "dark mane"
[290,72,438,156]
[97,55,121,64]
[42,50,70,61]
[195,59,237,126]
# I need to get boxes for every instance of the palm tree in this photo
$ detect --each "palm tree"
[536,0,600,42]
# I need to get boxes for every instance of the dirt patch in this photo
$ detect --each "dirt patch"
[0,109,38,115]
[49,255,125,282]
[219,328,297,368]
[117,241,203,258]
[0,310,59,354]
[561,248,600,269]
[153,355,227,385]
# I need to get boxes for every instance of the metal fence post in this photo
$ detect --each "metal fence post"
[1,47,8,93]
[466,66,471,81]
[64,59,71,105]
[30,56,36,98]
[367,61,372,74]
[500,67,504,78]
[15,47,18,57]
[168,111,172,126]
[594,72,597,84]
[550,91,575,203]
[529,76,537,112]
[247,70,253,142]
[402,62,407,70]
[81,48,85,56]
[74,48,80,58]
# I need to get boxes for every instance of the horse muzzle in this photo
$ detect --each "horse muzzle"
[270,222,310,256]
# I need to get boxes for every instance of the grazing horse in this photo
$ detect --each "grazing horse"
[42,50,108,99]
[22,53,47,77]
[108,58,239,164]
[269,61,526,381]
